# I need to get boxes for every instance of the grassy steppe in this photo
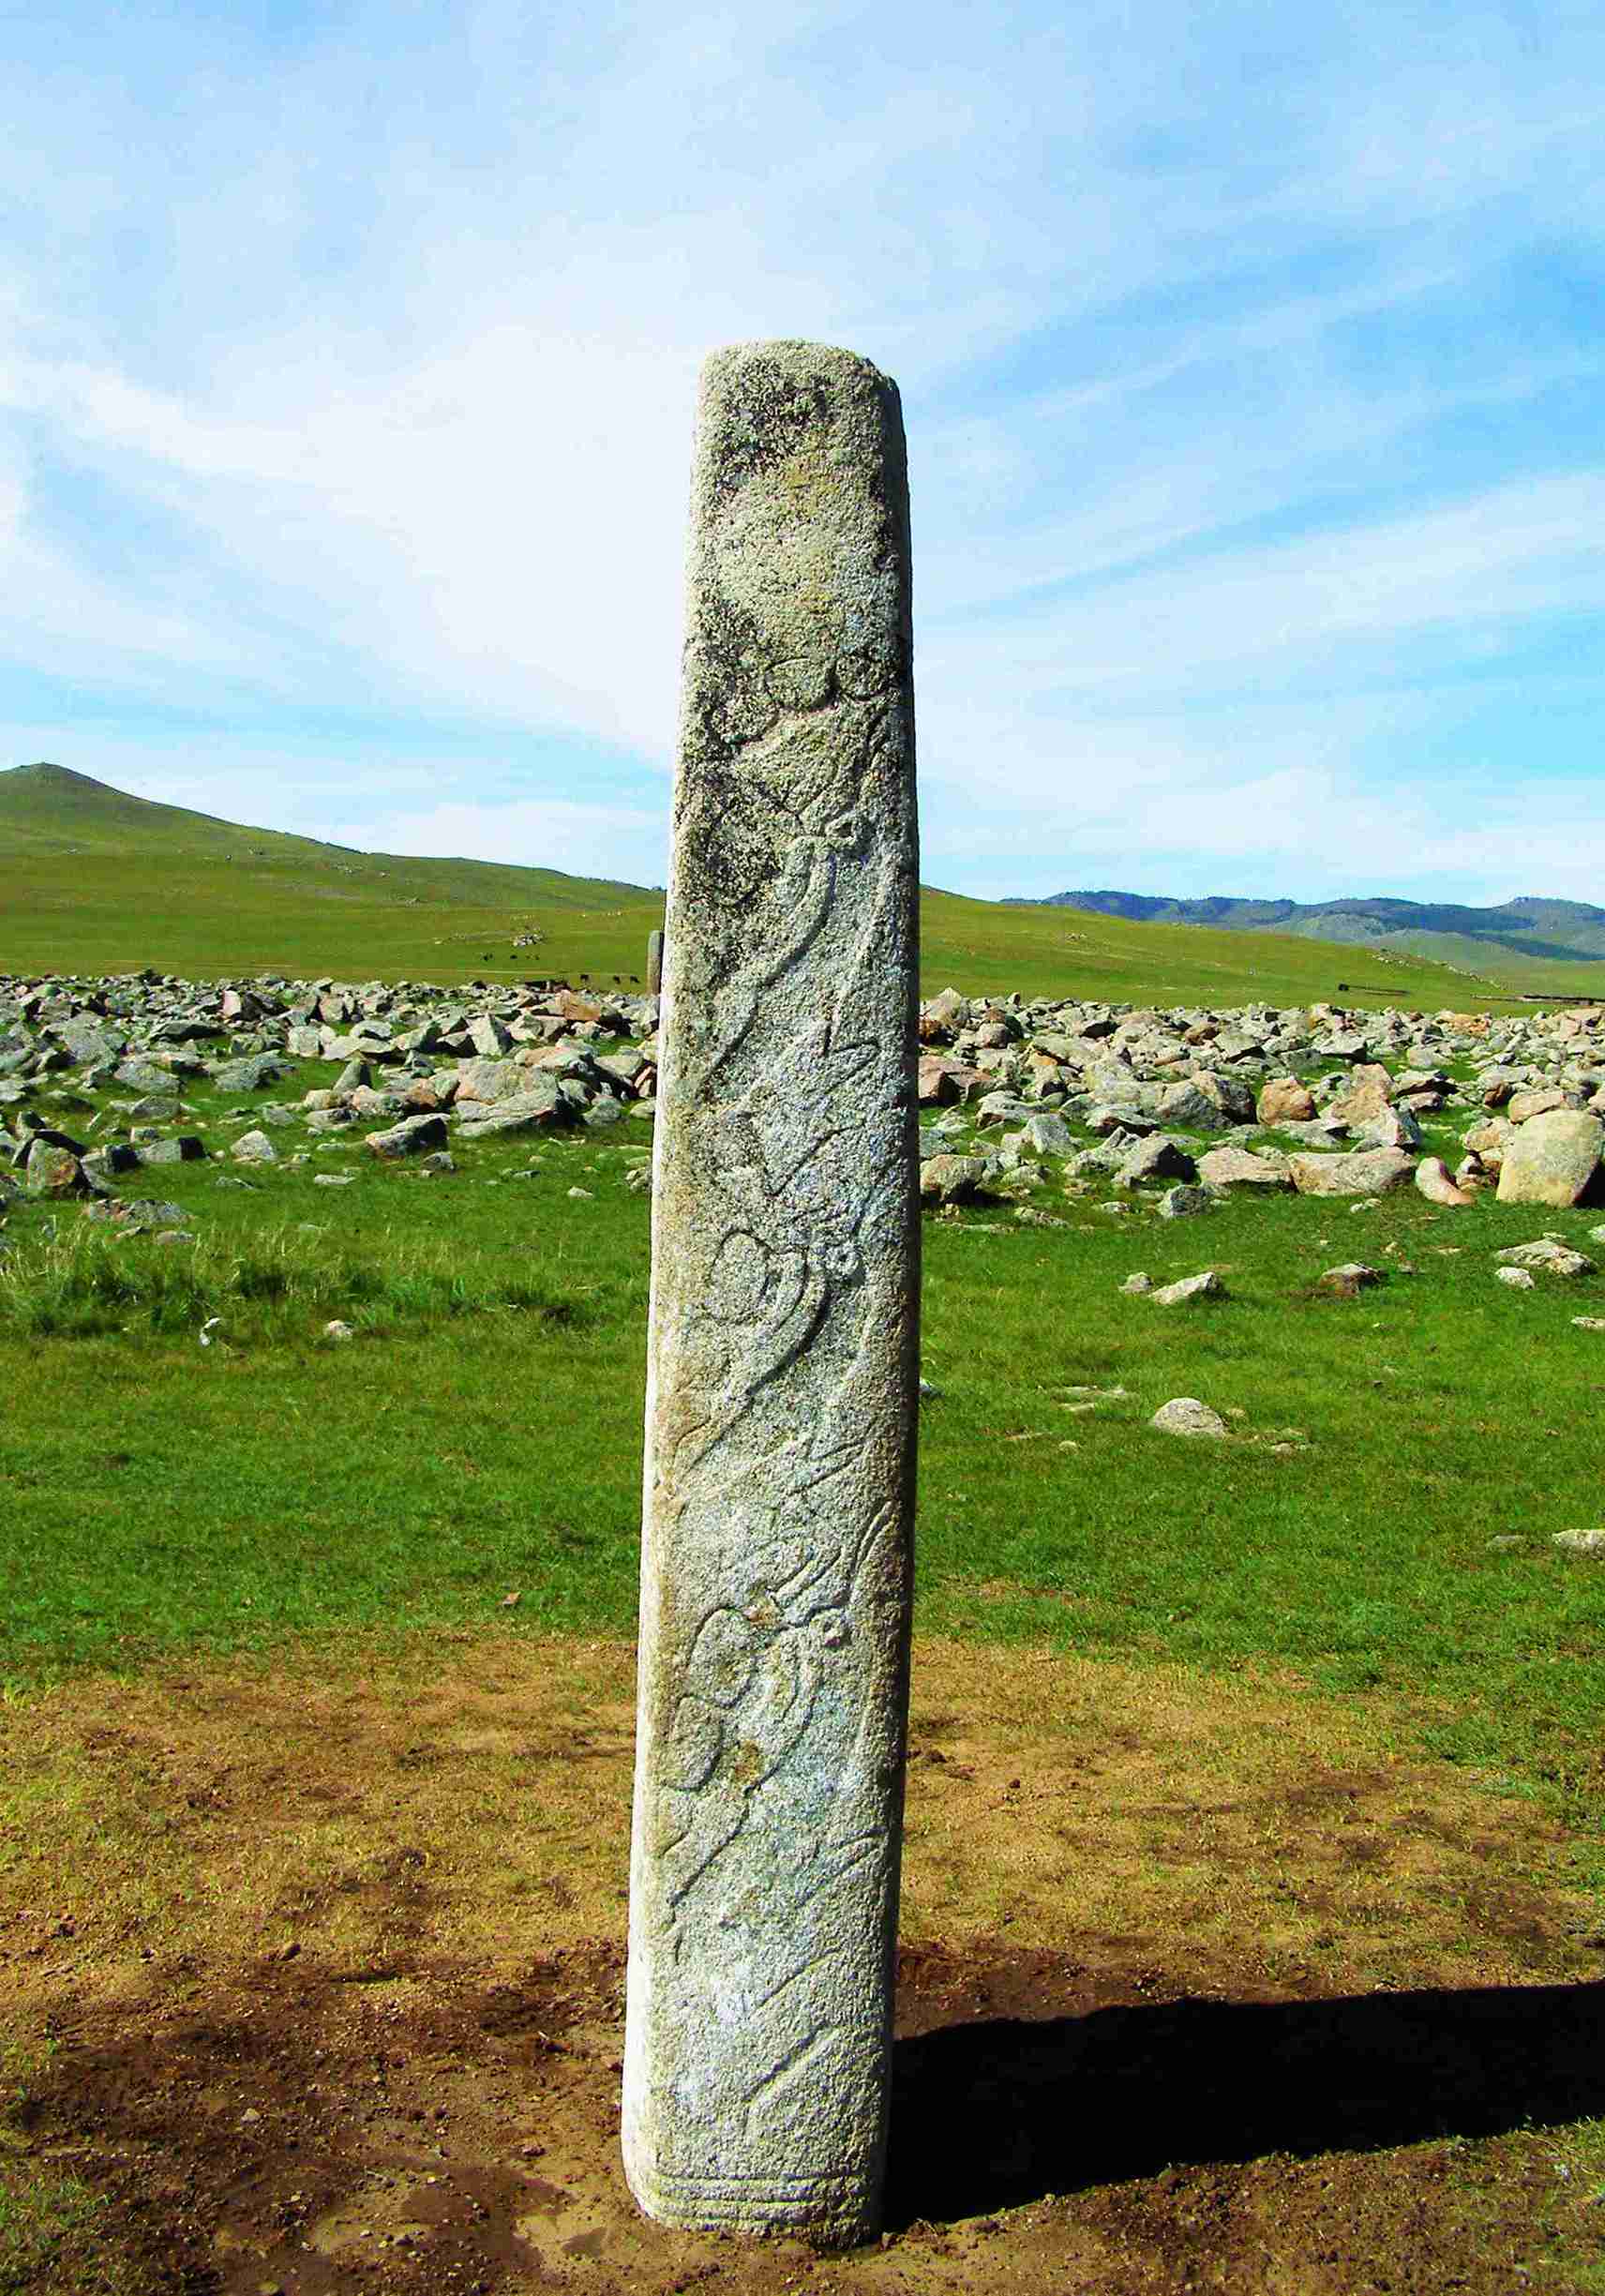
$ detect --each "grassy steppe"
[4,1085,1604,2284]
[1,758,1573,1007]
[0,761,659,986]
[5,764,1605,2288]
[1386,924,1605,997]
[4,1072,1602,1823]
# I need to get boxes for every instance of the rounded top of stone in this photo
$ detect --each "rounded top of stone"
[700,338,897,391]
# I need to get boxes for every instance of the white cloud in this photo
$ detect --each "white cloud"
[915,470,1605,746]
[3,0,1604,910]
[323,798,669,887]
[1,724,670,881]
[923,748,1605,908]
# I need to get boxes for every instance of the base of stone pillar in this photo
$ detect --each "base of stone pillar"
[622,2157,881,2246]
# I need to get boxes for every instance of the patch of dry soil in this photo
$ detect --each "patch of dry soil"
[5,1637,1603,2292]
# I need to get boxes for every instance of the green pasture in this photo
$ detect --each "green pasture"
[5,851,1605,2287]
[4,1061,1603,1865]
[4,758,1587,1007]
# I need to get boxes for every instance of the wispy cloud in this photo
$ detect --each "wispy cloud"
[4,0,1603,905]
[322,798,669,888]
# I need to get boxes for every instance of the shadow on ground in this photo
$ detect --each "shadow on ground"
[889,1972,1605,2225]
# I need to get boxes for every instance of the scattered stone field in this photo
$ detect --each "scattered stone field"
[5,967,1603,1284]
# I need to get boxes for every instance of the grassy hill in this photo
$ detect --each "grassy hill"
[0,760,662,985]
[1020,883,1605,992]
[0,760,1554,1009]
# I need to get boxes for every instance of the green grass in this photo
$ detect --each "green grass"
[3,1091,1603,1846]
[0,1215,580,1339]
[917,887,1555,1009]
[3,758,1575,1008]
[0,2167,134,2296]
[0,760,662,985]
[0,2022,133,2296]
[1385,925,1605,995]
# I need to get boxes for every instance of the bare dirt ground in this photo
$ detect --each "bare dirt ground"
[4,1635,1604,2293]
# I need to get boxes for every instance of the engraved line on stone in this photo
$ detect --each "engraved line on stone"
[741,2024,832,2139]
[745,1945,842,2019]
[663,1724,824,1920]
[661,1576,877,1901]
[661,1643,825,1915]
[782,1832,878,1918]
[661,1046,895,1484]
[689,839,840,1094]
[644,2172,863,2196]
[688,752,883,1103]
[658,1507,895,1927]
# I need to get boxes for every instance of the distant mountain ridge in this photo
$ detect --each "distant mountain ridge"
[5,758,1595,1001]
[1010,887,1605,974]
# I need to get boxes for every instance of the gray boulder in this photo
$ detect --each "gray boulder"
[135,1135,206,1168]
[112,1058,180,1097]
[456,1079,570,1136]
[1494,1238,1596,1278]
[1156,1079,1233,1132]
[1319,1262,1385,1297]
[1020,1110,1073,1156]
[24,1138,89,1196]
[84,1196,190,1234]
[367,1113,450,1158]
[1150,1396,1228,1436]
[1149,1268,1226,1305]
[80,1144,141,1183]
[1287,1148,1415,1196]
[1197,1145,1293,1192]
[213,1054,288,1092]
[53,1014,126,1066]
[1157,1184,1213,1219]
[919,1153,987,1206]
[1495,1108,1603,1208]
[1116,1134,1197,1188]
[1508,1086,1568,1123]
[1353,1106,1422,1150]
[454,1057,529,1106]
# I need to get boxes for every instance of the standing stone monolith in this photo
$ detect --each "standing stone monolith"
[623,340,921,2246]
[646,928,665,995]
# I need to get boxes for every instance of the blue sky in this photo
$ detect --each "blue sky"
[3,0,1603,902]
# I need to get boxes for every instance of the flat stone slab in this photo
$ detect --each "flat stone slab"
[456,1084,571,1138]
[366,1113,449,1157]
[1197,1145,1292,1191]
[1148,1268,1226,1305]
[1287,1148,1415,1196]
[1494,1238,1596,1278]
